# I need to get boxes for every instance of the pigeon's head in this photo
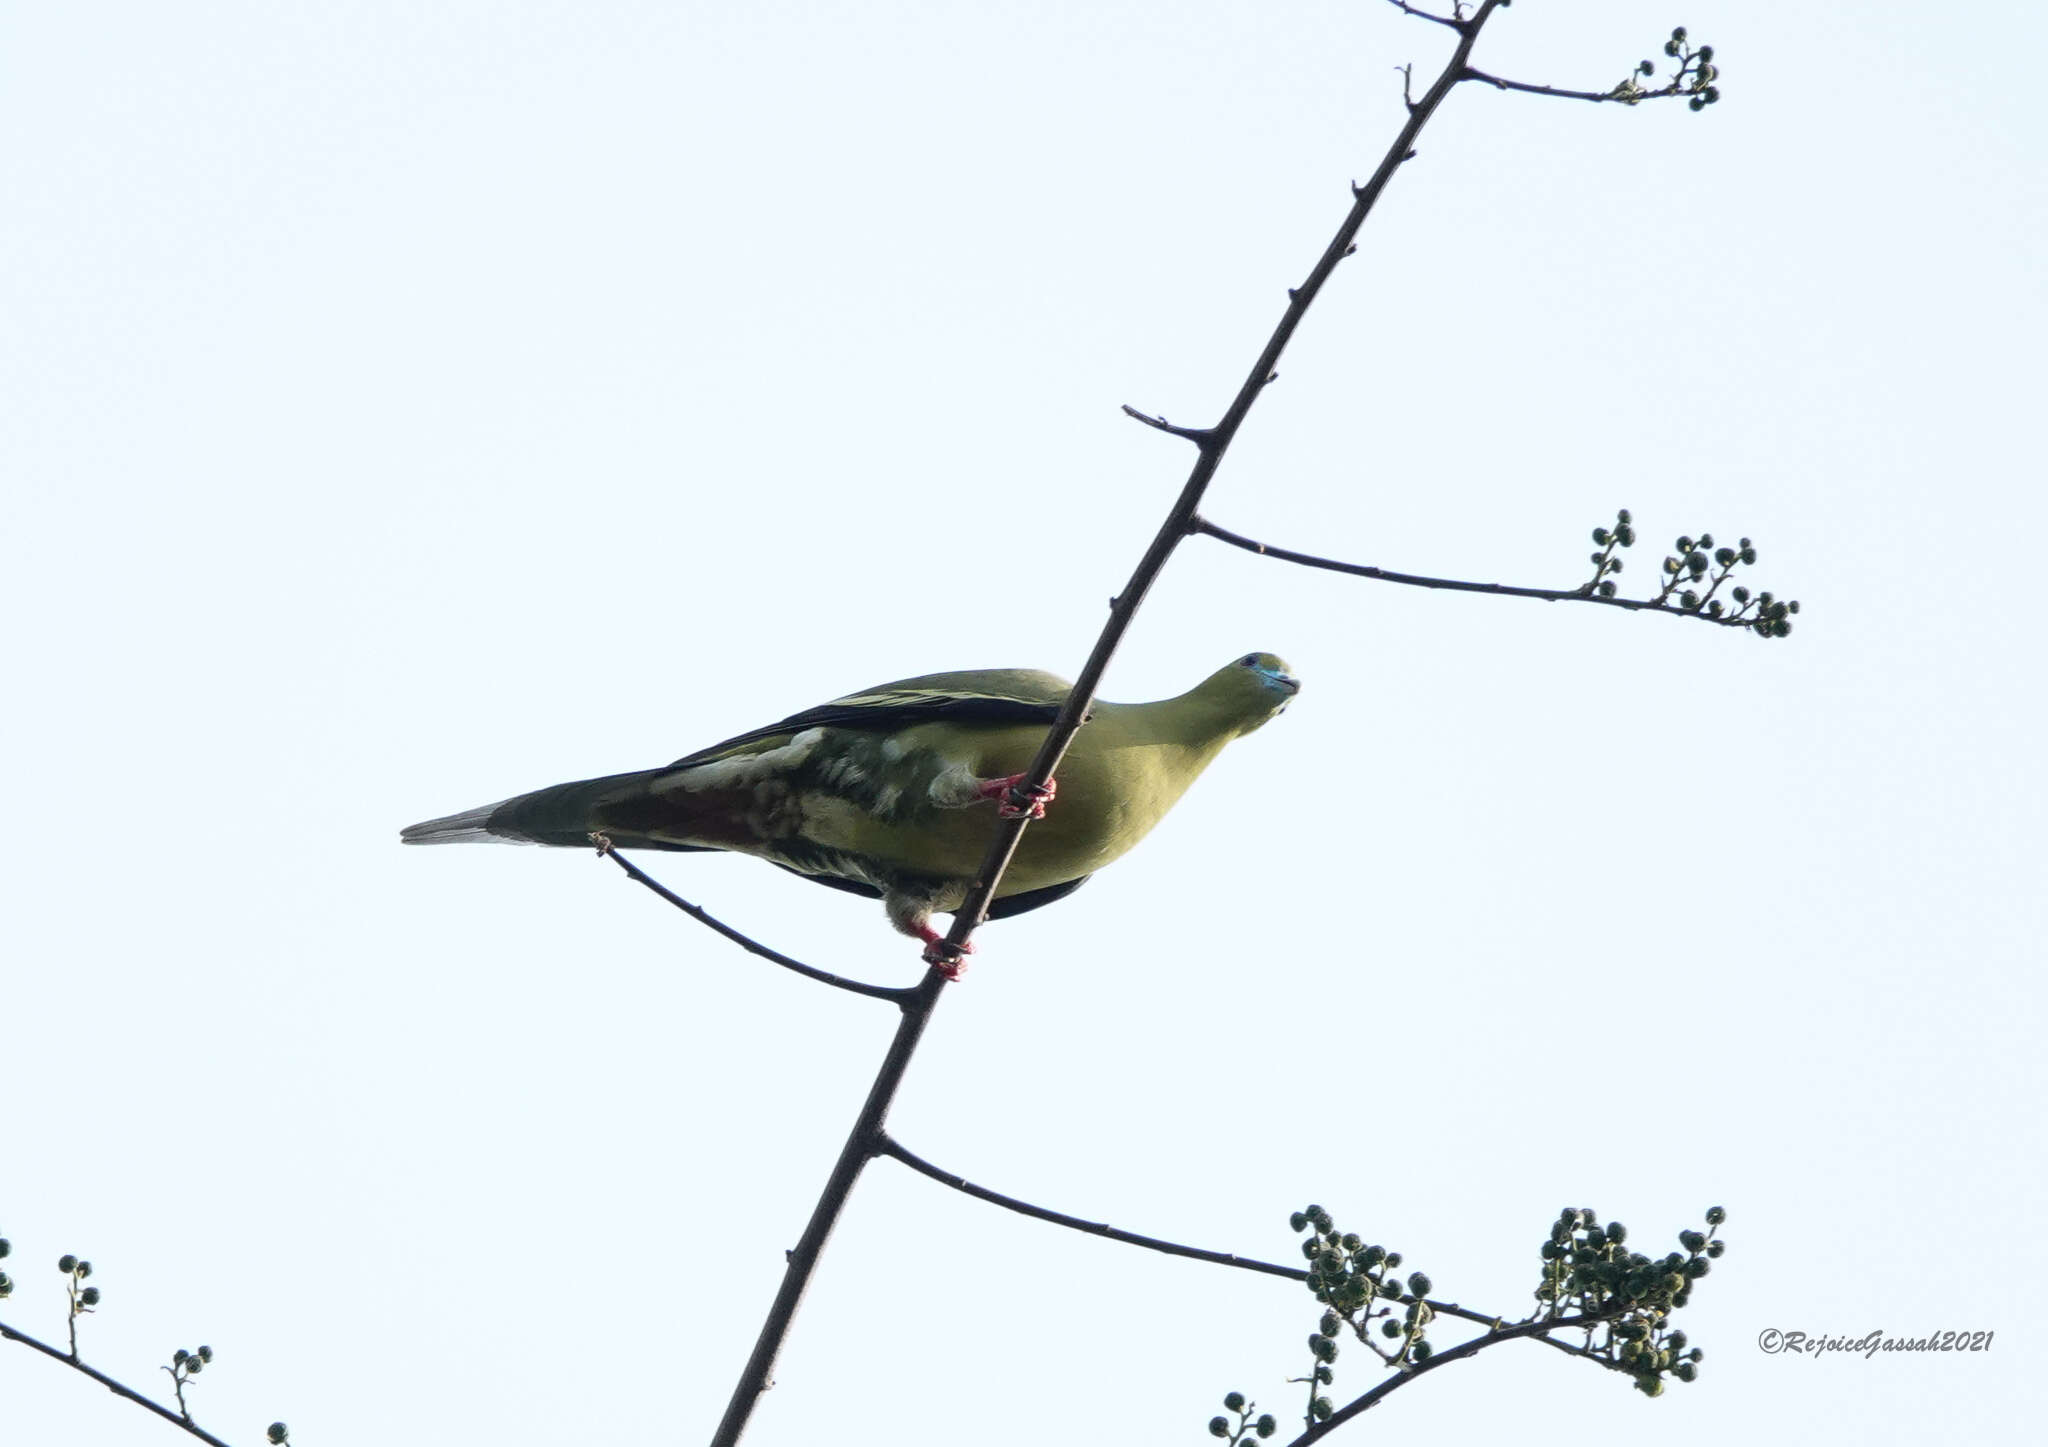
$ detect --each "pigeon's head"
[1204,651,1301,733]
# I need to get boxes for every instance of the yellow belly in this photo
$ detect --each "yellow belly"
[799,719,1211,895]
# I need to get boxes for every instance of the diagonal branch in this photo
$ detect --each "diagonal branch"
[708,970,947,1446]
[1192,516,1767,630]
[929,0,1513,972]
[0,1319,244,1447]
[595,839,912,1005]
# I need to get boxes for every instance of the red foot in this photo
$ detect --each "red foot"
[917,926,974,980]
[975,773,1057,820]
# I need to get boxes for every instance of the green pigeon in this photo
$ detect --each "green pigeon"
[402,652,1299,973]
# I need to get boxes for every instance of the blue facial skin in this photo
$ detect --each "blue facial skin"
[1238,653,1302,711]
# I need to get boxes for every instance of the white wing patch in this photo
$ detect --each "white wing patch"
[656,727,826,794]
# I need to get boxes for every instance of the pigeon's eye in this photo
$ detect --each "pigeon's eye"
[1239,653,1259,667]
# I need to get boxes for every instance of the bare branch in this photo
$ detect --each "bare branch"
[878,1135,1507,1332]
[594,838,912,1005]
[879,1134,1306,1282]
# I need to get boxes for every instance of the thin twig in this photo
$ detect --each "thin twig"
[0,1319,242,1447]
[1530,1329,1630,1373]
[877,1134,1506,1331]
[878,1134,1306,1282]
[1382,0,1465,32]
[1462,66,1625,102]
[594,839,912,1005]
[1120,404,1213,444]
[1284,1308,1623,1446]
[1192,516,1764,629]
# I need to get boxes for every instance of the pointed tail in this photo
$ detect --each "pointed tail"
[400,768,676,849]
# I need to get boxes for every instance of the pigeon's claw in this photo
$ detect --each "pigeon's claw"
[917,926,974,980]
[976,773,1057,820]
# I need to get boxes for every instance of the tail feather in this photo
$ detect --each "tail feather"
[401,768,678,849]
[399,801,523,845]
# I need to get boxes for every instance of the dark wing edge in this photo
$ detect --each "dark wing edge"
[668,693,1062,769]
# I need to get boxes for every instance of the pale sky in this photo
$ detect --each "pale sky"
[4,3,2041,1445]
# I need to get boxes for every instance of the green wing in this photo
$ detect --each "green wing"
[669,668,1070,768]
